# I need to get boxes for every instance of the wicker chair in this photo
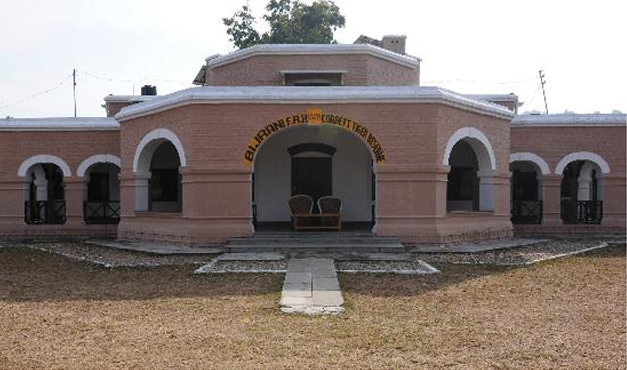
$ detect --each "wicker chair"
[317,196,342,230]
[288,195,314,230]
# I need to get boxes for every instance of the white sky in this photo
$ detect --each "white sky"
[1,0,625,118]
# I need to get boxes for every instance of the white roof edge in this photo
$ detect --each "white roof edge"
[207,44,421,69]
[512,113,626,127]
[115,86,514,122]
[466,94,519,101]
[0,117,119,131]
[104,95,157,103]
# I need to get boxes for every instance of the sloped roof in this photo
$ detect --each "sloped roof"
[115,85,513,122]
[204,44,421,70]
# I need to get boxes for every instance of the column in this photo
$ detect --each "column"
[477,169,494,211]
[64,177,85,226]
[134,172,151,211]
[541,174,563,226]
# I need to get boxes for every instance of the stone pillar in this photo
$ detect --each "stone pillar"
[34,178,47,201]
[577,175,591,201]
[542,174,563,226]
[601,174,626,228]
[64,178,85,226]
[134,172,151,211]
[477,169,494,211]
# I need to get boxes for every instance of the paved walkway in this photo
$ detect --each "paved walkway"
[280,258,344,315]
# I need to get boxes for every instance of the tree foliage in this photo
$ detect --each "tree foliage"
[223,0,346,49]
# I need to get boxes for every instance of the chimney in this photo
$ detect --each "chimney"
[141,85,157,96]
[381,35,406,55]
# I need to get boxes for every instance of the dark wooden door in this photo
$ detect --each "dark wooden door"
[291,157,332,208]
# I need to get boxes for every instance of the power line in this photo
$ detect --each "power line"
[0,74,73,111]
[78,69,189,86]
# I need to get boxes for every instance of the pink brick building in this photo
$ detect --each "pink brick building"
[0,38,624,247]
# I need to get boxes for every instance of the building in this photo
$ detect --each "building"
[0,36,624,247]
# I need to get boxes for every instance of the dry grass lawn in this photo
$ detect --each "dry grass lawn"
[1,244,624,369]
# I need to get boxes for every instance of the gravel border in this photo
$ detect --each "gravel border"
[195,259,289,274]
[336,260,438,274]
[2,238,623,269]
[412,238,624,266]
[0,242,216,268]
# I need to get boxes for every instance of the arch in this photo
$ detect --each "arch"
[555,151,610,175]
[509,152,550,175]
[443,127,496,171]
[77,154,121,177]
[288,142,336,157]
[133,128,187,173]
[253,123,376,228]
[17,155,71,177]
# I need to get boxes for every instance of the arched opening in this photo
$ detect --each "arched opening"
[510,161,543,224]
[135,140,183,213]
[447,141,480,211]
[444,127,496,213]
[24,163,66,224]
[560,160,604,224]
[82,162,121,224]
[252,124,375,231]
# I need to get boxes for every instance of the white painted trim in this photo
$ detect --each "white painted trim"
[132,128,187,173]
[17,155,72,177]
[206,44,421,69]
[443,127,497,170]
[555,151,611,174]
[0,117,119,131]
[512,113,626,127]
[103,95,156,103]
[77,154,122,177]
[509,152,550,175]
[115,86,515,122]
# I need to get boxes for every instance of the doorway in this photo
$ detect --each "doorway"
[291,157,332,208]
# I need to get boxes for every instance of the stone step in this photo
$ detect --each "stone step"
[225,243,406,253]
[228,236,402,245]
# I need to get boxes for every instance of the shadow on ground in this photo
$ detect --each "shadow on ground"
[1,243,624,303]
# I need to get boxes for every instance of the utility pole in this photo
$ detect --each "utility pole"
[539,70,548,114]
[72,69,77,117]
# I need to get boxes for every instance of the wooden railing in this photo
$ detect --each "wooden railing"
[561,200,603,224]
[24,200,67,224]
[84,201,120,224]
[511,200,543,224]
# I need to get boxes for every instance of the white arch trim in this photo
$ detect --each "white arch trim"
[77,154,121,177]
[555,151,610,175]
[443,127,496,170]
[17,154,72,177]
[132,128,187,173]
[509,152,550,175]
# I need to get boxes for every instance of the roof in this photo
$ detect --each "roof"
[466,94,519,102]
[0,117,119,131]
[115,85,515,122]
[204,44,421,70]
[104,95,156,103]
[511,113,626,127]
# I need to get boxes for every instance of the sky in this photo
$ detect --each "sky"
[1,0,625,118]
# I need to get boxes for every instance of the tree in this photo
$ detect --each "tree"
[223,0,346,49]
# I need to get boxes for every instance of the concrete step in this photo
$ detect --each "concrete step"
[228,235,402,245]
[225,243,406,253]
